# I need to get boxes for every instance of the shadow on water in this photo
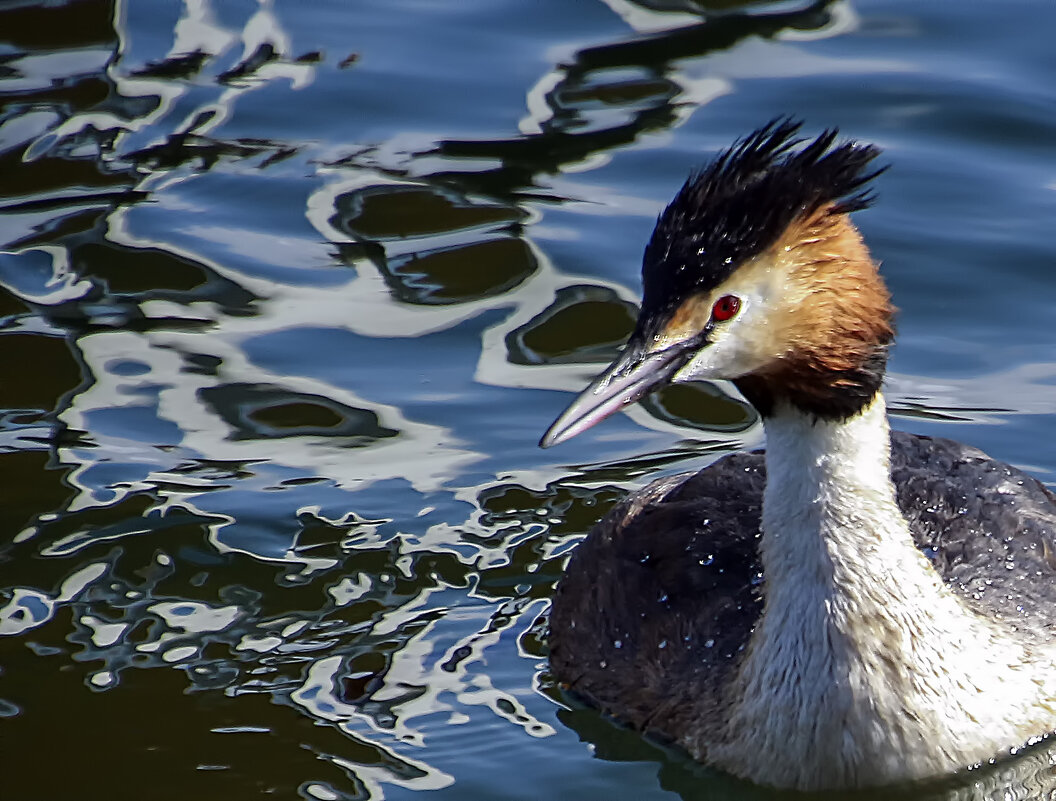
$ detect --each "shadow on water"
[3,0,1056,799]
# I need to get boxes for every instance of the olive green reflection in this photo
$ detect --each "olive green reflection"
[556,74,676,112]
[0,332,84,412]
[507,285,638,365]
[334,184,522,242]
[198,383,398,442]
[642,382,755,434]
[382,237,536,306]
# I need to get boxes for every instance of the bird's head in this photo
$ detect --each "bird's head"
[541,120,894,448]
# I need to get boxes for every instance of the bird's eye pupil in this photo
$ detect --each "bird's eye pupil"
[712,295,741,322]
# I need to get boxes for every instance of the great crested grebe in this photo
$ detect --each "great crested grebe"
[540,121,1056,791]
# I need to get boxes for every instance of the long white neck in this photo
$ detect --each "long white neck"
[710,394,1056,790]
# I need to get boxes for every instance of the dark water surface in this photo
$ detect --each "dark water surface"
[3,1,1056,799]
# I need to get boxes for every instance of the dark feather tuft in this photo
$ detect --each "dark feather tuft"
[638,119,885,332]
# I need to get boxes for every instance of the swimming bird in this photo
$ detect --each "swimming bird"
[540,121,1056,791]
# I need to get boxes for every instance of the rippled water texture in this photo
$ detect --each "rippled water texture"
[2,1,1056,799]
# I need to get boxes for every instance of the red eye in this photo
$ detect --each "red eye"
[711,294,741,322]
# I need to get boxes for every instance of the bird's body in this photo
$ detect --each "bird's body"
[541,122,1056,790]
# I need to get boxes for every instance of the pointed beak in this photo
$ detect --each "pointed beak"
[539,340,692,448]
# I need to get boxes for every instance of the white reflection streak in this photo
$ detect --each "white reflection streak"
[0,246,93,305]
[80,614,129,648]
[442,600,556,738]
[415,618,553,736]
[292,656,454,793]
[284,575,556,755]
[56,316,479,513]
[240,2,315,90]
[149,600,242,632]
[596,0,704,34]
[358,585,556,743]
[175,0,238,57]
[0,563,107,636]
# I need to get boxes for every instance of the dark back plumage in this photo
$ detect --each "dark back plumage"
[549,432,1056,751]
[638,120,885,332]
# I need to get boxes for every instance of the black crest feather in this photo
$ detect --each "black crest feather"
[639,119,885,330]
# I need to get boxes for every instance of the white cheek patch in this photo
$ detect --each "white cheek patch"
[676,327,752,381]
[673,296,774,382]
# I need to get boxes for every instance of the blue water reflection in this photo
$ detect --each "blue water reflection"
[2,1,1056,799]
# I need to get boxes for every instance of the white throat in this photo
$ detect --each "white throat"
[708,394,1056,790]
